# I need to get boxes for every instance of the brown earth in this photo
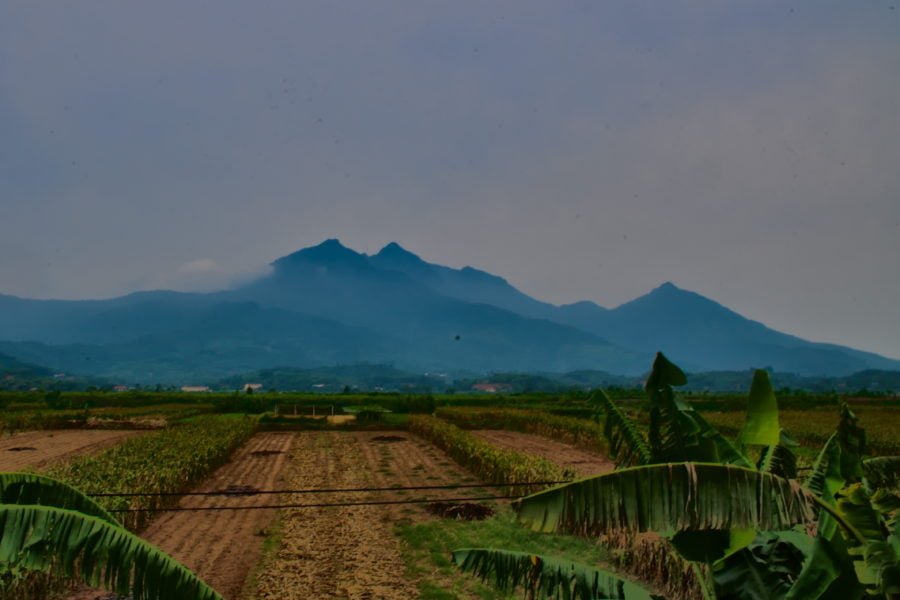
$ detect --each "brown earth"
[471,429,615,477]
[0,429,143,472]
[252,431,497,600]
[68,432,296,600]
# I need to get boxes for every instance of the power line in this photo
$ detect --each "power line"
[107,494,516,513]
[88,480,569,498]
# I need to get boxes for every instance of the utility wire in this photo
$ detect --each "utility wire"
[107,494,517,513]
[88,480,569,498]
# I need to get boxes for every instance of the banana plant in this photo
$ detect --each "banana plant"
[0,472,222,600]
[454,353,900,599]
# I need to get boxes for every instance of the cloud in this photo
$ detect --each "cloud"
[176,258,221,276]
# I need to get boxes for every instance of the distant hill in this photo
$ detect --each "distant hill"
[0,239,896,383]
[0,351,101,391]
[212,363,900,394]
[217,364,447,393]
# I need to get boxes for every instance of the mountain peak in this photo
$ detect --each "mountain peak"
[656,281,680,292]
[375,242,425,264]
[271,239,367,271]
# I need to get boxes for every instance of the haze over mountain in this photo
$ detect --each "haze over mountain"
[0,239,896,384]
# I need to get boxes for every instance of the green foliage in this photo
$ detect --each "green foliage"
[0,476,221,600]
[515,463,816,536]
[0,473,117,525]
[592,391,650,468]
[45,416,257,530]
[452,548,656,599]
[456,354,900,600]
[864,456,900,491]
[435,407,605,453]
[408,416,572,492]
[739,370,780,448]
[645,354,750,467]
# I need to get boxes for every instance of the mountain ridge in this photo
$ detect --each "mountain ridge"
[0,239,896,382]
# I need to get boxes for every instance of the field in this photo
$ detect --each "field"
[0,429,144,472]
[0,388,897,599]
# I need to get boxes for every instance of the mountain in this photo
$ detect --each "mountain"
[0,239,895,382]
[552,282,900,376]
[0,351,104,390]
[358,243,899,376]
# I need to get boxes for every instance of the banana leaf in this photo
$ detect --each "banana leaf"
[713,532,810,600]
[0,472,118,525]
[644,352,687,392]
[594,390,651,468]
[805,433,843,500]
[739,370,780,448]
[0,504,222,600]
[452,548,658,600]
[515,463,816,536]
[864,457,900,492]
[757,431,799,480]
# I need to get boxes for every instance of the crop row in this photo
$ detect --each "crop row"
[435,406,607,453]
[408,415,572,494]
[701,407,900,456]
[45,415,257,530]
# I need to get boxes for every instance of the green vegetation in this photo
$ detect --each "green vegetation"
[0,473,221,600]
[409,416,573,493]
[397,509,613,600]
[435,407,607,453]
[45,416,257,530]
[453,354,900,599]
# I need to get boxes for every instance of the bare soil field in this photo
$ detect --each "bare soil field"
[471,429,615,477]
[252,431,493,600]
[69,432,296,600]
[0,429,143,472]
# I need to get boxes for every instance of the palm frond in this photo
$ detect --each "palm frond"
[515,463,816,537]
[452,548,657,600]
[594,391,651,468]
[0,472,118,525]
[0,505,222,600]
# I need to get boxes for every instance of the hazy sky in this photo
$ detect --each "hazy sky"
[2,2,899,359]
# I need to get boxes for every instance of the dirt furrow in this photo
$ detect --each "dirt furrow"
[471,429,615,477]
[144,433,294,598]
[0,430,144,472]
[253,431,486,600]
[69,432,295,600]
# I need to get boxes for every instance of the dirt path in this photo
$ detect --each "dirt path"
[253,431,491,600]
[471,429,615,477]
[69,432,296,600]
[0,429,143,472]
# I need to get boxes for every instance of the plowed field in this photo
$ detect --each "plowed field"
[0,429,143,471]
[252,431,495,600]
[69,432,295,600]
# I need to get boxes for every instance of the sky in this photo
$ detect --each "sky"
[1,1,899,359]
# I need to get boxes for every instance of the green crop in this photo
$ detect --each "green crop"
[408,415,572,494]
[45,416,256,530]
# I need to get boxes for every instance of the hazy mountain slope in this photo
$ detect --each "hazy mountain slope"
[0,302,397,384]
[0,241,645,380]
[0,239,895,380]
[228,240,643,373]
[554,282,899,376]
[360,243,899,376]
[368,242,559,320]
